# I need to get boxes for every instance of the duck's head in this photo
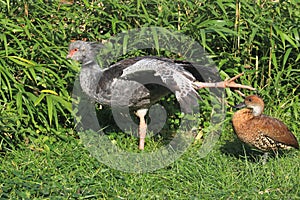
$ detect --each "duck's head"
[234,95,264,116]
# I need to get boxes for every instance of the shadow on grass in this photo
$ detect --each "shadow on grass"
[220,139,281,163]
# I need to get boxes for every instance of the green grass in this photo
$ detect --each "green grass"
[1,136,299,199]
[1,0,300,199]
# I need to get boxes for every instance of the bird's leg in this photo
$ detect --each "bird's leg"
[261,152,269,165]
[192,72,256,91]
[135,108,148,150]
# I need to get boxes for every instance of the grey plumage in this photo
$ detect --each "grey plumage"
[67,40,202,113]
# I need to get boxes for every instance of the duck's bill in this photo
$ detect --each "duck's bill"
[233,102,246,109]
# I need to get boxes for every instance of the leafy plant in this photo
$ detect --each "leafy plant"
[0,0,299,152]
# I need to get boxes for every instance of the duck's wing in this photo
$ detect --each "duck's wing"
[258,115,299,149]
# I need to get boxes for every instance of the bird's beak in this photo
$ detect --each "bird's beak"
[66,48,77,59]
[233,102,246,109]
[66,54,71,59]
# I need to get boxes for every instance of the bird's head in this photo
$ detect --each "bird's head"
[234,95,264,116]
[66,40,103,64]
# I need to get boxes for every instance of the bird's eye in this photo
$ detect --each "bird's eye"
[248,98,252,102]
[74,48,78,52]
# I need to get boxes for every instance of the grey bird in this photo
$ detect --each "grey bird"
[67,40,255,150]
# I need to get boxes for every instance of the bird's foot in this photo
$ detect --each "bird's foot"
[222,73,256,91]
[193,72,256,91]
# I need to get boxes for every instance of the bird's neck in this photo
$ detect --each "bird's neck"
[79,60,102,96]
[82,59,100,70]
[252,106,263,117]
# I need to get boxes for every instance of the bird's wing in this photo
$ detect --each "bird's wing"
[258,115,299,149]
[120,58,201,113]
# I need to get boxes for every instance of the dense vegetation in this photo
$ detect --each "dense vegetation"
[0,0,299,199]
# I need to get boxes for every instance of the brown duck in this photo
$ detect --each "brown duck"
[232,95,299,153]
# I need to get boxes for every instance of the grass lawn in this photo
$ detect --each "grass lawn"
[1,126,299,199]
